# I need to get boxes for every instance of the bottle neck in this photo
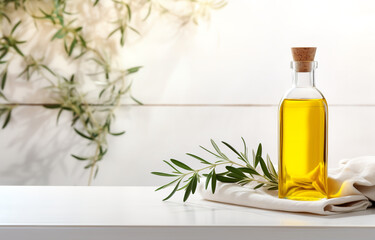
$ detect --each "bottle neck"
[290,61,317,88]
[292,71,315,88]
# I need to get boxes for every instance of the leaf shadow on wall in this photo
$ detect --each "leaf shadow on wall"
[0,106,86,185]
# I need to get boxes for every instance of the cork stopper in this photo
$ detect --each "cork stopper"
[291,47,317,72]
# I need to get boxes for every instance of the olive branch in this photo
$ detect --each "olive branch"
[152,138,278,202]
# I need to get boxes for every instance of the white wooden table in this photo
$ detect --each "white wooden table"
[0,186,374,240]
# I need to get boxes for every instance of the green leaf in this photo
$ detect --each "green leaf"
[177,183,188,191]
[127,66,142,73]
[71,154,89,161]
[170,159,193,171]
[68,38,77,56]
[11,20,22,34]
[210,139,222,155]
[216,175,238,183]
[200,145,221,158]
[155,178,180,191]
[186,153,211,164]
[151,172,178,177]
[99,88,106,98]
[237,167,259,176]
[0,48,9,60]
[126,4,132,20]
[256,143,262,157]
[255,154,261,168]
[267,154,278,178]
[57,14,64,25]
[143,2,152,20]
[98,148,107,160]
[43,104,61,109]
[56,108,63,125]
[12,44,24,57]
[94,166,99,178]
[130,95,143,105]
[191,174,198,194]
[78,35,86,48]
[71,115,79,126]
[120,28,125,46]
[183,181,193,202]
[109,130,125,136]
[210,139,228,159]
[84,163,94,169]
[241,137,248,158]
[41,65,56,76]
[225,166,246,178]
[221,141,240,157]
[211,169,217,193]
[252,149,256,166]
[63,39,69,54]
[74,128,94,140]
[205,171,213,189]
[2,109,11,129]
[74,50,87,60]
[267,186,278,190]
[15,40,26,44]
[1,12,11,23]
[226,173,243,180]
[222,141,248,165]
[0,91,7,100]
[129,26,140,35]
[163,160,181,174]
[107,26,120,39]
[52,28,66,40]
[36,8,55,24]
[163,180,181,201]
[258,156,272,180]
[18,65,29,78]
[1,71,7,90]
[254,183,264,189]
[99,146,107,156]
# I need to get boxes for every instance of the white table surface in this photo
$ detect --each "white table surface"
[0,186,374,240]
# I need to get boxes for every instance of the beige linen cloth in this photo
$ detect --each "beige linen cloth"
[199,157,375,215]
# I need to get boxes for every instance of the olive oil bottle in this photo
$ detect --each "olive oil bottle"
[278,48,328,200]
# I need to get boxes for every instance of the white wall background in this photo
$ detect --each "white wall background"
[1,0,375,185]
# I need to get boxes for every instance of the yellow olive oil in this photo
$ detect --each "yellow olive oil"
[279,98,328,200]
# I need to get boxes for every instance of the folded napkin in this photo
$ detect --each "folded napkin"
[199,156,375,215]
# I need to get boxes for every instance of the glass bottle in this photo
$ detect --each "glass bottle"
[278,48,328,200]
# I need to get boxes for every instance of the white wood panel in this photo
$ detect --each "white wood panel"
[0,105,374,186]
[3,0,375,104]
